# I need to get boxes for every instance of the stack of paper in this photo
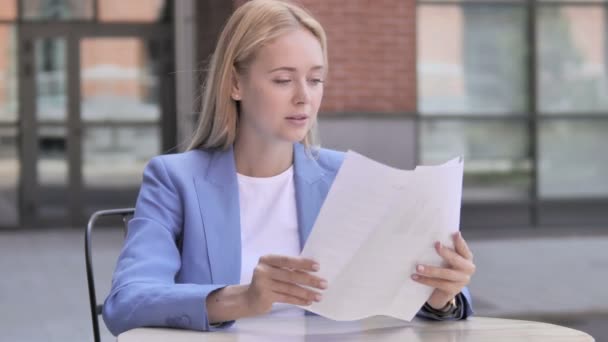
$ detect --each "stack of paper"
[299,151,463,321]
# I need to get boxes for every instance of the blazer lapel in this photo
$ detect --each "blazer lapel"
[293,144,331,249]
[194,147,241,285]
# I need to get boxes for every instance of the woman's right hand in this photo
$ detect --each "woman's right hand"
[245,254,328,315]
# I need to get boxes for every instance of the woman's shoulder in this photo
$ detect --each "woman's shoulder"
[146,149,215,178]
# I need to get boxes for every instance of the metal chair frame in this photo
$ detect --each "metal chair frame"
[85,208,135,342]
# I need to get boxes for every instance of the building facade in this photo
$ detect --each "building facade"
[0,0,606,228]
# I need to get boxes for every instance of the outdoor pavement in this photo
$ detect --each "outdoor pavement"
[0,225,606,341]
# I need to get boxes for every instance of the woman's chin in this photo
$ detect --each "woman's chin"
[278,130,308,144]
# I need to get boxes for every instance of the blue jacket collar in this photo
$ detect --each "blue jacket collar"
[203,143,325,185]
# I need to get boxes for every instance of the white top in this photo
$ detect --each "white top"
[237,166,305,317]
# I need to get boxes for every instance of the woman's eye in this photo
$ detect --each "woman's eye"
[310,78,324,84]
[274,79,291,84]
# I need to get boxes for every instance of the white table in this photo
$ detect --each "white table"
[118,315,595,341]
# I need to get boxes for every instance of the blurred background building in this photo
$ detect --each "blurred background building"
[0,0,606,229]
[1,1,606,341]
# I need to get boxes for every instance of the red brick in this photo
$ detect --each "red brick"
[232,0,416,114]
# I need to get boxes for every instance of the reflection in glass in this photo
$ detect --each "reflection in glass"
[539,120,608,198]
[0,125,19,227]
[35,38,67,122]
[38,125,68,186]
[23,0,94,20]
[0,0,17,20]
[98,0,168,22]
[0,25,17,122]
[417,4,527,114]
[81,38,160,122]
[83,126,160,188]
[81,38,161,190]
[421,120,531,202]
[538,6,608,113]
[34,38,68,188]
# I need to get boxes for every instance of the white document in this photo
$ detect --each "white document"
[299,151,464,321]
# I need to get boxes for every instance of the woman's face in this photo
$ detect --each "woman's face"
[233,28,325,146]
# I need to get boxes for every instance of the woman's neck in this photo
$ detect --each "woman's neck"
[234,135,294,178]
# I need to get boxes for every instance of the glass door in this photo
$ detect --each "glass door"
[79,37,167,216]
[0,22,19,228]
[19,26,172,227]
[19,35,72,227]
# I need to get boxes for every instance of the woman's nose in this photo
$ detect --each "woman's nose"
[294,80,311,104]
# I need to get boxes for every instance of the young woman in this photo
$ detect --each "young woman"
[103,0,475,335]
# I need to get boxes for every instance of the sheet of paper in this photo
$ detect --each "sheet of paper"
[298,150,463,321]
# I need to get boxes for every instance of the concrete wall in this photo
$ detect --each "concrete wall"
[319,116,417,170]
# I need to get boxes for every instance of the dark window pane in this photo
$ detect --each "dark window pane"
[539,119,608,198]
[23,0,94,20]
[418,4,527,114]
[538,6,608,113]
[421,119,531,202]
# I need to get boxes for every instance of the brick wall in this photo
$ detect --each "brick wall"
[233,0,417,114]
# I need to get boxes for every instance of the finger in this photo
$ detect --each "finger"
[266,267,328,289]
[411,274,462,295]
[260,254,319,272]
[453,232,474,260]
[273,292,313,306]
[436,242,476,274]
[415,264,470,283]
[271,280,323,303]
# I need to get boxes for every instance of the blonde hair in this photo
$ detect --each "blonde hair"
[187,0,328,151]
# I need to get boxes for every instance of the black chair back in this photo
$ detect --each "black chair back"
[85,208,135,342]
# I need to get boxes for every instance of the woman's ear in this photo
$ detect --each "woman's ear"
[231,69,242,101]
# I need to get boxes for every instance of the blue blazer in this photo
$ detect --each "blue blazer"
[102,143,473,336]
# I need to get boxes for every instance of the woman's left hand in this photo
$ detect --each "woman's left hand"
[412,231,476,310]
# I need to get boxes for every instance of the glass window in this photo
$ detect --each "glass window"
[420,119,532,202]
[34,38,68,189]
[23,0,94,20]
[35,38,67,122]
[0,25,17,123]
[539,119,608,199]
[538,6,608,113]
[417,4,527,114]
[0,125,19,227]
[98,0,169,22]
[83,126,160,188]
[80,38,160,122]
[0,0,17,20]
[80,38,162,191]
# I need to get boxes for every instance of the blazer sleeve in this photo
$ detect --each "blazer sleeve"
[102,157,233,336]
[415,287,474,321]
